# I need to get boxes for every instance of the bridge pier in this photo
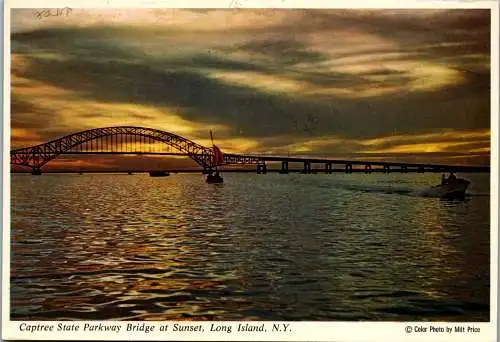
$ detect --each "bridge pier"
[10,126,488,178]
[280,161,289,174]
[324,162,332,174]
[302,161,312,174]
[256,163,267,174]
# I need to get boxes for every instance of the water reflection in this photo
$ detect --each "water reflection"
[11,173,490,321]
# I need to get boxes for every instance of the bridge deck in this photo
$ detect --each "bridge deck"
[9,126,489,173]
[223,154,489,172]
[12,151,489,173]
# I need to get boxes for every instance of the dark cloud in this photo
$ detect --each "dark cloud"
[294,9,490,43]
[237,39,329,65]
[14,62,489,144]
[11,26,143,63]
[181,54,265,72]
[10,9,491,166]
[10,95,60,130]
[77,112,152,120]
[282,9,490,74]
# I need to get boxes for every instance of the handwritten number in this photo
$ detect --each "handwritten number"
[34,7,72,20]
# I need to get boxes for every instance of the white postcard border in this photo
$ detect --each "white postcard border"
[2,1,499,341]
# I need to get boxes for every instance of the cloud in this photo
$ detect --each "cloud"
[10,9,491,167]
[237,38,329,66]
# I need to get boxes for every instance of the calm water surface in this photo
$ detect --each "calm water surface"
[10,172,490,321]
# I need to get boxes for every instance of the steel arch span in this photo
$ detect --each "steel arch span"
[10,126,217,171]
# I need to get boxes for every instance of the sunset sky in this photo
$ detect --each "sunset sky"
[10,8,491,170]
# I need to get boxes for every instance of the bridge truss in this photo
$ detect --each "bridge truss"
[10,126,489,175]
[10,126,217,173]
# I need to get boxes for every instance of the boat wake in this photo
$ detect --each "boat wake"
[340,184,484,198]
[341,184,416,196]
[408,187,447,198]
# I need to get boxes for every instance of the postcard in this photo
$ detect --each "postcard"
[2,0,498,341]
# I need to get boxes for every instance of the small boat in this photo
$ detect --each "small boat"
[435,178,470,199]
[149,171,170,177]
[206,130,224,184]
[206,172,223,184]
[419,178,470,199]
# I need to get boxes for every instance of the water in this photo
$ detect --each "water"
[10,172,490,321]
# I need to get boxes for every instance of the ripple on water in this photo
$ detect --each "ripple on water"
[10,173,490,321]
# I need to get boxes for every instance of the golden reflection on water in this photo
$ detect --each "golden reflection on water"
[10,173,490,321]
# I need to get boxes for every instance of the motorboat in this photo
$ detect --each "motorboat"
[419,178,470,199]
[206,172,223,184]
[149,171,170,177]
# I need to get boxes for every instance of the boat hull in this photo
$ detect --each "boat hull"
[421,179,470,199]
[206,174,223,183]
[149,171,170,177]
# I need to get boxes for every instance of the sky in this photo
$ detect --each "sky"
[10,8,491,170]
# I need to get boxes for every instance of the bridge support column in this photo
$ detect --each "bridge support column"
[31,167,42,175]
[303,161,311,174]
[257,164,267,174]
[280,161,289,174]
[401,165,408,173]
[383,165,391,173]
[364,164,372,174]
[345,164,353,174]
[325,162,332,174]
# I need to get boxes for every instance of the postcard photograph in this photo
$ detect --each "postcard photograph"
[2,2,498,341]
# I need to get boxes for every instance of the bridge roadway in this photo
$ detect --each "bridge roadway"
[36,151,489,174]
[224,153,489,173]
[10,127,489,174]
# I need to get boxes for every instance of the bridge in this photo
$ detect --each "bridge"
[10,126,489,175]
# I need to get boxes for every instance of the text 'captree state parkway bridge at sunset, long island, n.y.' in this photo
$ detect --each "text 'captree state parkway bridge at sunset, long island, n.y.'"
[4,8,495,338]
